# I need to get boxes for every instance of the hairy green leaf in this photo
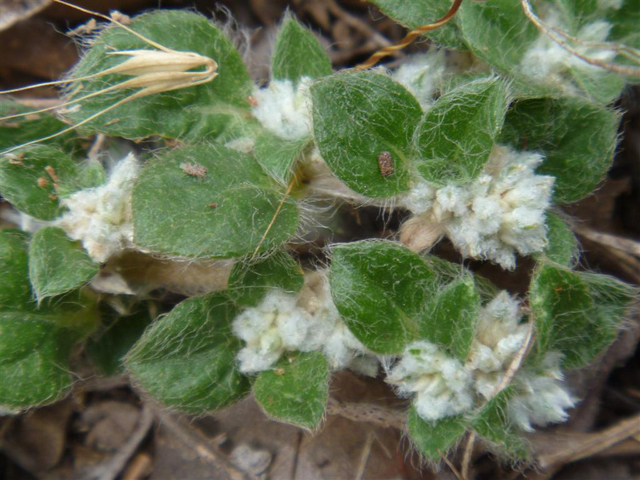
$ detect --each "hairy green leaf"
[272,17,332,84]
[537,213,578,267]
[312,71,422,198]
[421,275,480,361]
[414,77,508,185]
[369,0,466,49]
[500,97,619,203]
[329,240,439,354]
[407,407,468,461]
[0,145,78,220]
[229,250,304,307]
[0,229,33,311]
[529,264,633,368]
[29,227,99,301]
[254,131,309,184]
[132,143,299,258]
[64,10,252,141]
[253,351,329,430]
[126,293,250,412]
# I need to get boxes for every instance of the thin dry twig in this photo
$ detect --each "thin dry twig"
[326,397,406,430]
[534,412,640,469]
[355,430,375,480]
[520,0,640,77]
[82,404,154,480]
[356,0,463,69]
[573,225,640,258]
[151,405,257,480]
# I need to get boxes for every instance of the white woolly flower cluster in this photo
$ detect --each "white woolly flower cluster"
[56,153,140,263]
[508,353,576,432]
[385,341,474,421]
[466,291,531,398]
[391,50,447,108]
[400,145,555,269]
[386,292,575,429]
[250,77,313,140]
[520,5,617,89]
[232,277,375,375]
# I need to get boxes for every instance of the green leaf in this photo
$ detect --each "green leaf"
[458,0,538,78]
[75,158,107,191]
[311,71,422,198]
[253,351,329,430]
[132,143,299,258]
[369,0,466,49]
[0,311,80,409]
[64,10,252,141]
[421,275,480,361]
[537,213,578,267]
[88,309,153,376]
[329,240,439,354]
[529,264,633,369]
[0,230,98,409]
[473,388,528,459]
[126,293,250,412]
[228,250,304,307]
[0,229,33,311]
[272,16,332,84]
[29,227,99,301]
[254,131,309,184]
[407,407,468,461]
[413,77,509,185]
[500,97,620,203]
[0,99,81,154]
[0,145,78,220]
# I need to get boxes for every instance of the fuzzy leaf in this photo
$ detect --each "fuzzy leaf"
[88,309,153,375]
[29,227,99,301]
[407,407,468,461]
[529,264,632,369]
[329,240,439,354]
[500,97,619,203]
[369,0,466,49]
[228,250,304,307]
[126,293,250,412]
[0,99,81,154]
[0,229,33,311]
[311,71,422,198]
[64,10,252,141]
[272,17,332,84]
[253,351,329,430]
[254,131,309,184]
[414,77,509,185]
[421,275,480,361]
[473,388,529,459]
[0,145,78,220]
[458,0,538,79]
[0,312,80,409]
[0,231,98,409]
[537,214,578,267]
[132,143,299,258]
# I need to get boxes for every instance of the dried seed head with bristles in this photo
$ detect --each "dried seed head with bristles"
[0,0,218,155]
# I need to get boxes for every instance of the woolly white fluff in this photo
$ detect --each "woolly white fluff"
[467,292,530,399]
[400,145,555,269]
[386,341,474,421]
[251,77,313,140]
[232,281,373,374]
[520,5,617,88]
[392,50,447,108]
[508,353,576,432]
[56,153,140,263]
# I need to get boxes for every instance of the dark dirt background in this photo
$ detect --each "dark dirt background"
[1,1,639,479]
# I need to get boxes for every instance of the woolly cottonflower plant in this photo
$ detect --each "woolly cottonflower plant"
[56,153,140,263]
[0,0,636,469]
[400,145,555,268]
[386,341,475,421]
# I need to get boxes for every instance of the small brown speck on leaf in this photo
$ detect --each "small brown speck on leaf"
[37,176,49,188]
[180,162,208,178]
[377,151,394,177]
